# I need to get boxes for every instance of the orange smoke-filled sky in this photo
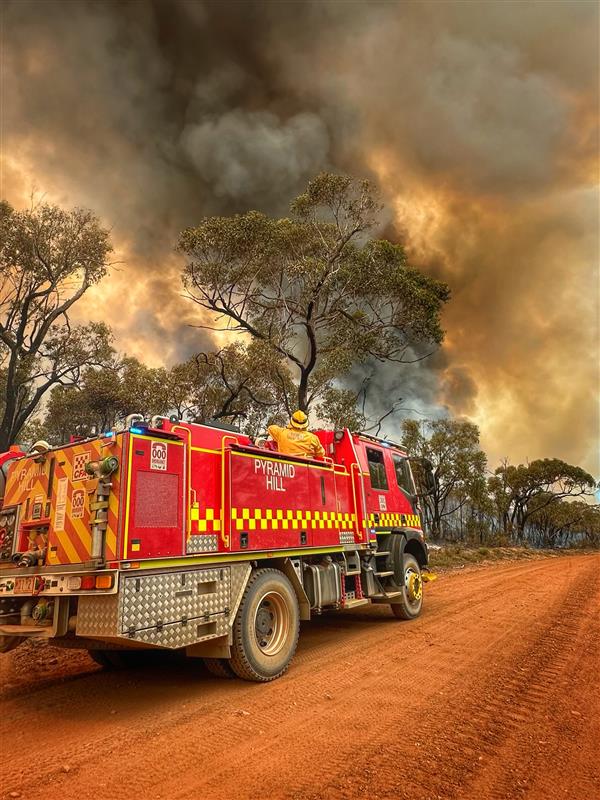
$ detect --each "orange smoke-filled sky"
[1,0,598,474]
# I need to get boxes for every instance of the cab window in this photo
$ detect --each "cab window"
[366,447,388,490]
[393,455,415,495]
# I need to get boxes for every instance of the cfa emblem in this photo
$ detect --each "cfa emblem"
[72,452,91,481]
[150,441,167,471]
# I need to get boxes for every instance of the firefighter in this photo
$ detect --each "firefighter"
[268,411,326,460]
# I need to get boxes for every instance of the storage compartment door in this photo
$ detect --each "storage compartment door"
[125,436,185,559]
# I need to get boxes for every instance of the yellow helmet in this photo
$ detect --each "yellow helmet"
[290,410,309,430]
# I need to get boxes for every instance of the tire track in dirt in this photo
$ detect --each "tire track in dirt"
[0,559,546,789]
[230,556,599,800]
[0,555,598,800]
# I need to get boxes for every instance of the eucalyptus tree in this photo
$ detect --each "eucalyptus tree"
[0,200,112,449]
[179,173,449,415]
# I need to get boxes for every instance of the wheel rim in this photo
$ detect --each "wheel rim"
[254,591,290,656]
[405,568,422,604]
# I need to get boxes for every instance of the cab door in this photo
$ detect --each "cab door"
[387,452,418,517]
[359,443,391,523]
[358,443,418,525]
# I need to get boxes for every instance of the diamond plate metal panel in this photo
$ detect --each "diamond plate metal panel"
[76,563,252,649]
[229,563,251,619]
[120,567,231,649]
[126,613,229,647]
[77,593,121,637]
[186,535,219,553]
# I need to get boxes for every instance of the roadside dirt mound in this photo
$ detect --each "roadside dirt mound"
[0,639,96,697]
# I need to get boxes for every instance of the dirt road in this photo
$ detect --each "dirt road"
[1,555,598,800]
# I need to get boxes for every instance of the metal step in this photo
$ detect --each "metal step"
[0,624,51,636]
[369,591,403,603]
[375,570,394,577]
[343,598,370,609]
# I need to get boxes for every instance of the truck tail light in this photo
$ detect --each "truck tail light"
[66,574,114,591]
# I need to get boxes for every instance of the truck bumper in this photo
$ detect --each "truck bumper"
[0,563,253,651]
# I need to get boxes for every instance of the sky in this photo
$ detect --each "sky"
[1,0,598,474]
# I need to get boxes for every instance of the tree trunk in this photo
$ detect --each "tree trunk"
[0,408,17,452]
[297,367,310,413]
[0,385,18,452]
[0,428,12,453]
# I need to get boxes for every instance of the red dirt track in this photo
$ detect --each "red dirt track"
[1,555,599,800]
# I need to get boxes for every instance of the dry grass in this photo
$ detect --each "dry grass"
[426,544,583,570]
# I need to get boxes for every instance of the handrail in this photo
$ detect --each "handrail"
[171,425,193,538]
[220,434,240,549]
[229,440,332,468]
[125,413,144,428]
[350,462,365,541]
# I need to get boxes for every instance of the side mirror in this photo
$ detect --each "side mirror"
[423,458,437,494]
[409,457,437,495]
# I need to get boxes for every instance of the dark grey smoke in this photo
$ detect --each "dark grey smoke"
[1,0,598,471]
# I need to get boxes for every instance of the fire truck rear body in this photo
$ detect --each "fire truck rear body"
[0,419,433,680]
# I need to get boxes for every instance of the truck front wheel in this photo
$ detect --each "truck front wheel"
[391,553,424,620]
[230,568,299,682]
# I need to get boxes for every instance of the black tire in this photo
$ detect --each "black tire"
[390,553,424,620]
[204,658,236,679]
[230,568,299,682]
[88,649,115,668]
[88,649,148,669]
[0,635,23,654]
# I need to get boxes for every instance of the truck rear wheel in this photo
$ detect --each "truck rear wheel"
[88,649,148,669]
[204,658,236,679]
[391,553,424,620]
[0,635,22,653]
[89,649,118,668]
[230,568,299,682]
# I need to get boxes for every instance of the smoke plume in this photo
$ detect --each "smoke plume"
[1,0,598,473]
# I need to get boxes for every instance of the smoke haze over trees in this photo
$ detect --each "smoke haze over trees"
[1,0,598,476]
[0,187,596,549]
[402,420,597,548]
[1,179,449,446]
[179,173,449,414]
[0,201,113,449]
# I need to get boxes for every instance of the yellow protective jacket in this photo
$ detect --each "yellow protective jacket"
[267,425,326,460]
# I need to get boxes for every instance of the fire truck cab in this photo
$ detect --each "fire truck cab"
[0,418,436,682]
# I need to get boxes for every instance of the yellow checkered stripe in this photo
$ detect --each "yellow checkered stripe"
[189,504,222,533]
[366,512,421,529]
[231,508,356,531]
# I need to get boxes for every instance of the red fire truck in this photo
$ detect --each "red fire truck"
[0,417,436,681]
